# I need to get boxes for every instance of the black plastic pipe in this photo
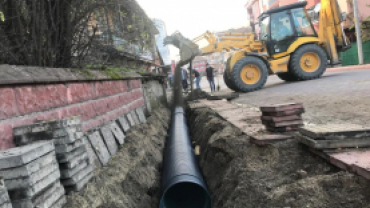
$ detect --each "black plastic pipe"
[160,107,212,208]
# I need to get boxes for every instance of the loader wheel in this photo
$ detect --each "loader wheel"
[231,56,268,93]
[290,44,327,80]
[276,71,299,82]
[223,57,238,91]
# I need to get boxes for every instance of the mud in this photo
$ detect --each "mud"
[65,108,170,208]
[187,89,209,101]
[188,107,370,208]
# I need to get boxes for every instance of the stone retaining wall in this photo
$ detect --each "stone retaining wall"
[0,65,166,150]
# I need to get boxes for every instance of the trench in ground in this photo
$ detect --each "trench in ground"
[187,106,370,208]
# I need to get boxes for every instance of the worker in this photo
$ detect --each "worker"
[192,69,201,89]
[181,68,189,91]
[206,63,215,92]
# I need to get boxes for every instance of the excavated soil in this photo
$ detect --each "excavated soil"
[188,107,370,208]
[65,108,170,208]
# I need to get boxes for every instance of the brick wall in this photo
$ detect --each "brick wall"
[0,67,151,150]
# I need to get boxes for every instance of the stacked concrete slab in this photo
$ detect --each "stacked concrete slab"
[260,103,305,132]
[85,108,146,167]
[13,117,94,194]
[0,141,66,208]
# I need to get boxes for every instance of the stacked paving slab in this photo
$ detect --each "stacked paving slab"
[85,108,146,167]
[0,141,66,208]
[260,103,305,132]
[13,117,94,194]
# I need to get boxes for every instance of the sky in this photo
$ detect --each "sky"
[136,0,250,60]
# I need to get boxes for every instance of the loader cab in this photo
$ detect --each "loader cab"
[259,1,317,56]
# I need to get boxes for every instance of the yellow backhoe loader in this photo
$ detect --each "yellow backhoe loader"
[164,0,350,92]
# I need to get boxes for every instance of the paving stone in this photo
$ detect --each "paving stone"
[0,141,54,169]
[11,182,64,208]
[53,131,84,145]
[298,134,370,149]
[260,103,304,113]
[299,124,370,140]
[117,116,131,133]
[262,108,305,117]
[52,126,82,138]
[8,170,60,200]
[135,107,147,123]
[56,145,86,163]
[49,196,66,208]
[61,165,94,186]
[266,125,303,132]
[0,152,56,179]
[262,120,304,128]
[4,162,59,190]
[261,115,302,122]
[82,137,101,168]
[64,172,94,194]
[54,138,83,154]
[100,126,118,156]
[87,131,110,166]
[60,160,89,179]
[13,117,81,136]
[126,113,136,126]
[110,122,125,145]
[59,152,88,170]
[130,111,140,125]
[250,134,294,146]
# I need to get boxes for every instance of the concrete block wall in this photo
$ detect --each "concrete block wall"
[0,66,151,150]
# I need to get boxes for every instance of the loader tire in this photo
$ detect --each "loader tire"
[231,56,268,93]
[290,44,327,81]
[223,57,238,91]
[276,71,299,82]
[223,70,238,91]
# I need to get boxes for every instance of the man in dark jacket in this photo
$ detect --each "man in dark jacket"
[192,69,201,89]
[206,63,215,92]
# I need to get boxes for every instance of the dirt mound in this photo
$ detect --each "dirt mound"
[188,107,370,208]
[186,89,209,101]
[65,108,170,208]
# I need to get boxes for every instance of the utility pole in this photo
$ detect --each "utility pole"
[353,0,364,64]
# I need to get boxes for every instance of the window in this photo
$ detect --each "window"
[291,8,316,36]
[259,15,270,41]
[270,11,294,42]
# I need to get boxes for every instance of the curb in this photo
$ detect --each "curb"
[326,64,370,72]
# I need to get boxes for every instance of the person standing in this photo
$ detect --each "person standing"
[192,69,201,89]
[181,68,189,91]
[206,63,216,92]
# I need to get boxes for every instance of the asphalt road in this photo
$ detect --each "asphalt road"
[198,70,370,125]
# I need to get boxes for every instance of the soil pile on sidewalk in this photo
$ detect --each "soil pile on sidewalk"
[188,107,370,208]
[187,89,209,101]
[65,108,170,208]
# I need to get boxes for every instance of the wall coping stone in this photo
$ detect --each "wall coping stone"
[0,64,145,85]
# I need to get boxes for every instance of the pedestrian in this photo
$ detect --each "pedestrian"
[192,69,201,89]
[181,68,189,91]
[206,63,216,92]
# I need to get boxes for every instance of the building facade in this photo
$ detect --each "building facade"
[153,19,171,66]
[192,56,208,74]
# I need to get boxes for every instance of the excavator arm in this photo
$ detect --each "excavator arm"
[164,30,262,62]
[318,0,350,64]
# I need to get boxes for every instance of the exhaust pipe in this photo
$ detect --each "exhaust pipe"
[160,107,212,208]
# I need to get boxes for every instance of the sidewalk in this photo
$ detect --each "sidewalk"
[327,64,370,72]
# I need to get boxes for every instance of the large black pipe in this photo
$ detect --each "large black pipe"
[159,61,212,208]
[160,107,212,208]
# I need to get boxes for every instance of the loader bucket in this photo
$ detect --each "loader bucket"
[164,32,202,62]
